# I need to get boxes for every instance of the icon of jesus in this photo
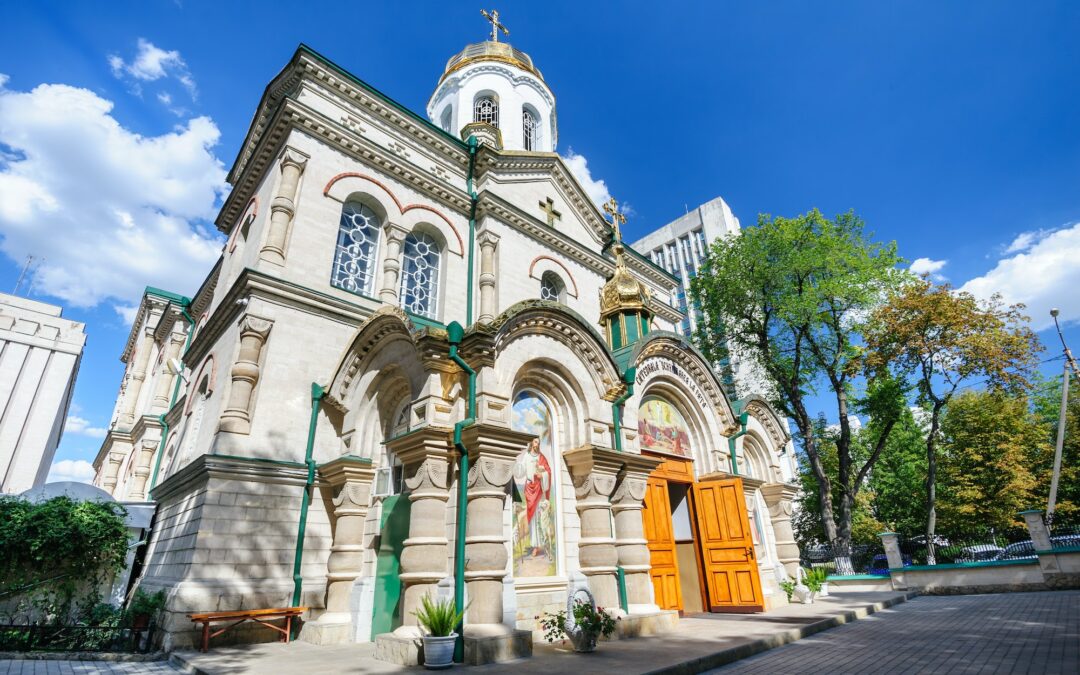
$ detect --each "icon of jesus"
[514,437,551,557]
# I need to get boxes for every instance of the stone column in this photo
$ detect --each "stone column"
[760,483,801,578]
[120,331,156,427]
[476,230,500,324]
[879,532,903,571]
[386,428,454,637]
[219,315,272,434]
[564,445,623,614]
[307,456,376,645]
[126,438,160,501]
[378,223,409,304]
[610,453,661,613]
[260,147,308,266]
[1020,510,1053,551]
[99,449,127,495]
[459,424,529,631]
[151,331,186,410]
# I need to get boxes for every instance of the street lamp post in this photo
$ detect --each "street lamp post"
[1047,308,1079,529]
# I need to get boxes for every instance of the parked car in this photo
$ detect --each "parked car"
[867,553,911,575]
[955,544,1004,563]
[1002,534,1080,560]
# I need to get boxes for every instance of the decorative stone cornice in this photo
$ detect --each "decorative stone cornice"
[319,455,376,490]
[633,333,738,433]
[386,426,454,491]
[743,396,791,448]
[151,453,321,503]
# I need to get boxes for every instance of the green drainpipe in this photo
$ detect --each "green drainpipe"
[291,382,325,636]
[727,412,749,476]
[447,322,475,663]
[148,303,194,496]
[611,367,637,453]
[465,136,478,325]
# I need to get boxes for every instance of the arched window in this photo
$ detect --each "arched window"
[522,108,538,151]
[511,390,557,577]
[539,271,563,302]
[399,232,440,318]
[440,106,453,133]
[331,202,381,296]
[474,96,499,128]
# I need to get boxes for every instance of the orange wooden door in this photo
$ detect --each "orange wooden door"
[691,477,764,612]
[642,477,683,611]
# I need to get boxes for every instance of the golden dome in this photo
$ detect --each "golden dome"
[599,243,652,320]
[439,41,544,84]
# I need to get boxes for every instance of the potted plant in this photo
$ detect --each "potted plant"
[809,566,830,597]
[125,589,166,630]
[537,588,617,653]
[804,567,826,602]
[792,568,813,604]
[413,594,465,670]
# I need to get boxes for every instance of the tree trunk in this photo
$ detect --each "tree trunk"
[925,400,944,565]
[791,400,839,547]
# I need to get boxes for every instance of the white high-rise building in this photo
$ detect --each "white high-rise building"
[0,293,85,493]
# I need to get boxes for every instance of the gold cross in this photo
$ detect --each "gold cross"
[481,9,510,42]
[603,197,626,243]
[539,197,562,227]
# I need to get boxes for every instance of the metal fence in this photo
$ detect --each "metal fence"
[0,623,155,653]
[897,530,1033,566]
[801,542,885,576]
[1047,516,1080,551]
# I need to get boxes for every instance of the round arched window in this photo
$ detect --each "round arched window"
[474,96,499,128]
[539,271,563,302]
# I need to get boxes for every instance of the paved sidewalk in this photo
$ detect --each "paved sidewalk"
[170,591,911,674]
[708,590,1080,675]
[0,660,181,674]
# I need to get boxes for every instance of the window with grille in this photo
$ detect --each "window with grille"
[540,271,563,302]
[399,232,441,318]
[331,202,381,297]
[474,96,499,128]
[523,108,538,150]
[440,106,453,133]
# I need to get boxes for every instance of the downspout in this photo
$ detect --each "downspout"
[148,303,194,496]
[446,136,480,663]
[727,412,749,476]
[290,382,325,637]
[447,322,475,662]
[611,367,636,453]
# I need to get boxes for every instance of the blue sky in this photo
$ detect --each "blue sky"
[1,1,1078,482]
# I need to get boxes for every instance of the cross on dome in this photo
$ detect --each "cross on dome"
[603,197,627,244]
[480,9,510,42]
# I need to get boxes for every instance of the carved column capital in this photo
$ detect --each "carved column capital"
[278,146,309,172]
[476,229,500,249]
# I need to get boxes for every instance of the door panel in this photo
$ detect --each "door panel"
[692,478,764,612]
[642,477,683,611]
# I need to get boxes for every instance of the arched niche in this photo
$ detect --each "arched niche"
[508,388,560,578]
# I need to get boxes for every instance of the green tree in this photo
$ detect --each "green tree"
[867,406,928,534]
[866,279,1040,557]
[691,209,905,557]
[937,391,1046,535]
[1032,373,1080,522]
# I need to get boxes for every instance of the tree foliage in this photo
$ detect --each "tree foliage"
[1031,374,1080,522]
[691,209,904,552]
[867,406,929,534]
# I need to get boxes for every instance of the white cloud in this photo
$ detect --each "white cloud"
[65,415,107,439]
[109,38,196,98]
[1003,229,1051,254]
[47,459,96,484]
[561,148,612,208]
[0,77,226,312]
[959,223,1080,330]
[909,257,948,280]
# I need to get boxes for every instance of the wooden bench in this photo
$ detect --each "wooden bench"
[188,606,307,652]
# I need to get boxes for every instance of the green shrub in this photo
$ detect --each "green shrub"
[412,595,464,637]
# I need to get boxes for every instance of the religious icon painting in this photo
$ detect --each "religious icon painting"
[510,391,557,577]
[637,397,693,458]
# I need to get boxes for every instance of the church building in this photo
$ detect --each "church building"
[93,13,801,663]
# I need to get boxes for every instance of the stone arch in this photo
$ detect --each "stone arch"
[741,395,791,452]
[184,353,216,416]
[227,196,259,253]
[632,378,723,476]
[739,431,774,482]
[631,331,737,431]
[510,357,591,452]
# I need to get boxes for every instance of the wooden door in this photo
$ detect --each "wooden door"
[642,477,683,611]
[691,477,764,612]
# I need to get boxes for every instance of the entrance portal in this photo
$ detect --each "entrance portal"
[642,455,764,614]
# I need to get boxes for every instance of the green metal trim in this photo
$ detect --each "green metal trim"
[826,574,891,581]
[1017,509,1045,515]
[405,311,447,331]
[893,559,1038,572]
[371,494,410,637]
[291,382,325,636]
[616,567,629,613]
[148,303,194,497]
[1036,546,1080,555]
[447,321,475,663]
[877,532,898,537]
[317,454,373,468]
[611,367,636,452]
[465,137,478,326]
[144,286,192,305]
[727,412,749,475]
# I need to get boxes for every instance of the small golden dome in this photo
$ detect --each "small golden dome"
[599,243,652,320]
[439,41,544,84]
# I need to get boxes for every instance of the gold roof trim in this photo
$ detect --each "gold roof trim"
[439,41,544,84]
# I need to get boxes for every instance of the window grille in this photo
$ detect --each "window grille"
[540,272,562,301]
[474,96,499,128]
[399,232,441,318]
[331,202,381,296]
[522,108,538,150]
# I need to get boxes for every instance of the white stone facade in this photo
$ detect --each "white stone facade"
[91,39,801,657]
[0,293,85,494]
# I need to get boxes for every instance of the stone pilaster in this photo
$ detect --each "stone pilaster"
[386,427,454,637]
[151,331,187,410]
[100,449,127,495]
[563,445,623,614]
[126,438,160,501]
[610,453,662,613]
[378,223,409,304]
[879,532,903,571]
[459,424,529,630]
[760,483,800,578]
[476,230,500,324]
[120,331,155,427]
[219,315,272,434]
[305,456,376,645]
[1020,510,1053,551]
[260,147,308,266]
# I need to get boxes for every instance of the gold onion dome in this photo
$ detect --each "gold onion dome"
[439,41,544,84]
[599,244,652,320]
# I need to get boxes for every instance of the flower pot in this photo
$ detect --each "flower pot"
[422,633,457,670]
[569,630,598,653]
[819,582,830,597]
